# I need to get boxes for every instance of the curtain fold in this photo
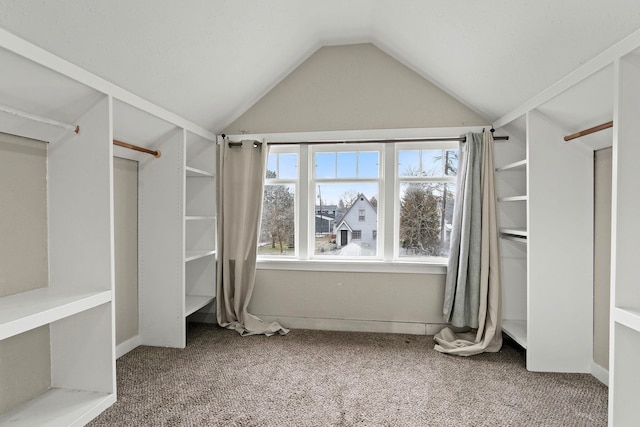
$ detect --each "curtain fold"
[216,140,289,336]
[435,131,501,355]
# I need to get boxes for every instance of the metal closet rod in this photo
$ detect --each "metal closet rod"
[113,139,161,158]
[0,103,79,134]
[224,134,509,147]
[564,121,613,142]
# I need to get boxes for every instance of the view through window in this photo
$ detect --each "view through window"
[258,142,458,262]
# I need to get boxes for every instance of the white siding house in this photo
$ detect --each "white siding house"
[334,194,377,249]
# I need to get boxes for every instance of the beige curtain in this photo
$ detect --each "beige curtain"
[216,140,289,336]
[435,130,501,355]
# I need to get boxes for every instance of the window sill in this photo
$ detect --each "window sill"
[256,258,447,275]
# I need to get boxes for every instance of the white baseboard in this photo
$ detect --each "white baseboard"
[116,335,141,359]
[591,361,609,386]
[255,315,448,336]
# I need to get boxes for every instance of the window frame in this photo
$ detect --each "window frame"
[394,142,458,262]
[309,143,384,260]
[235,127,477,274]
[259,144,300,259]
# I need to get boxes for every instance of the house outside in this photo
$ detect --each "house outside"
[334,194,377,248]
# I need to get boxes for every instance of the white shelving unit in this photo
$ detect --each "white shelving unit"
[0,43,116,423]
[609,47,640,427]
[0,28,217,422]
[184,131,217,321]
[494,115,529,351]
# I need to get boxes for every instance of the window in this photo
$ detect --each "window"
[257,139,458,264]
[258,147,298,257]
[313,145,381,258]
[397,147,457,259]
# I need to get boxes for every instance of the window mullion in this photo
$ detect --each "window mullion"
[298,144,309,260]
[383,143,395,261]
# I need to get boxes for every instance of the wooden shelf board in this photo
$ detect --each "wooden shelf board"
[498,195,528,202]
[496,159,527,172]
[185,166,214,178]
[613,307,640,332]
[500,228,528,238]
[185,295,215,317]
[185,250,216,262]
[0,288,111,341]
[502,319,527,349]
[0,388,115,426]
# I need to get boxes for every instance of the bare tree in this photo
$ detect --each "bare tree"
[261,184,295,253]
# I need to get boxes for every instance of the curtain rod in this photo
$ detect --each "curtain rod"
[0,103,80,134]
[113,139,161,158]
[564,121,613,142]
[224,134,509,147]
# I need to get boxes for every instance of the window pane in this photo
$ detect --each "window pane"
[266,154,278,179]
[421,150,443,177]
[258,184,295,256]
[314,183,378,257]
[398,182,456,258]
[279,153,298,179]
[398,150,419,177]
[337,152,356,178]
[266,152,298,179]
[315,152,336,178]
[358,151,379,178]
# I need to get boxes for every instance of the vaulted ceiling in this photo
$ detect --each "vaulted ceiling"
[1,1,639,133]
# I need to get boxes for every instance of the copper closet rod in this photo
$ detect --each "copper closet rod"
[564,121,613,142]
[113,139,161,158]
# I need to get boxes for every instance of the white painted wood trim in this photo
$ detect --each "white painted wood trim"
[591,361,609,386]
[116,335,141,359]
[0,27,216,141]
[256,259,446,274]
[255,315,448,336]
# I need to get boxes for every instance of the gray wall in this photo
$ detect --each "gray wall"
[224,43,487,135]
[113,157,139,346]
[593,148,612,369]
[232,44,486,332]
[0,133,50,413]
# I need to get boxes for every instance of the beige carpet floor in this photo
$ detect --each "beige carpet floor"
[90,323,607,426]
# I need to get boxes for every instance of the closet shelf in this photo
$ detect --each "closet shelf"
[0,388,115,426]
[0,288,111,340]
[185,250,216,262]
[495,159,527,172]
[500,234,527,244]
[502,319,527,349]
[498,195,528,202]
[613,307,640,332]
[185,215,216,221]
[185,295,215,317]
[185,166,214,178]
[499,228,528,238]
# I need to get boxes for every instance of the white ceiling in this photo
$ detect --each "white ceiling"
[1,0,639,133]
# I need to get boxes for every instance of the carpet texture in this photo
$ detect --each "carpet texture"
[90,323,607,426]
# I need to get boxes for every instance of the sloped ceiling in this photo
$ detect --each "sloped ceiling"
[0,1,639,133]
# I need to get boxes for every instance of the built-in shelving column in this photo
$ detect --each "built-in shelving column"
[527,109,593,372]
[138,129,185,348]
[0,95,116,425]
[495,116,528,349]
[184,131,217,318]
[609,50,640,426]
